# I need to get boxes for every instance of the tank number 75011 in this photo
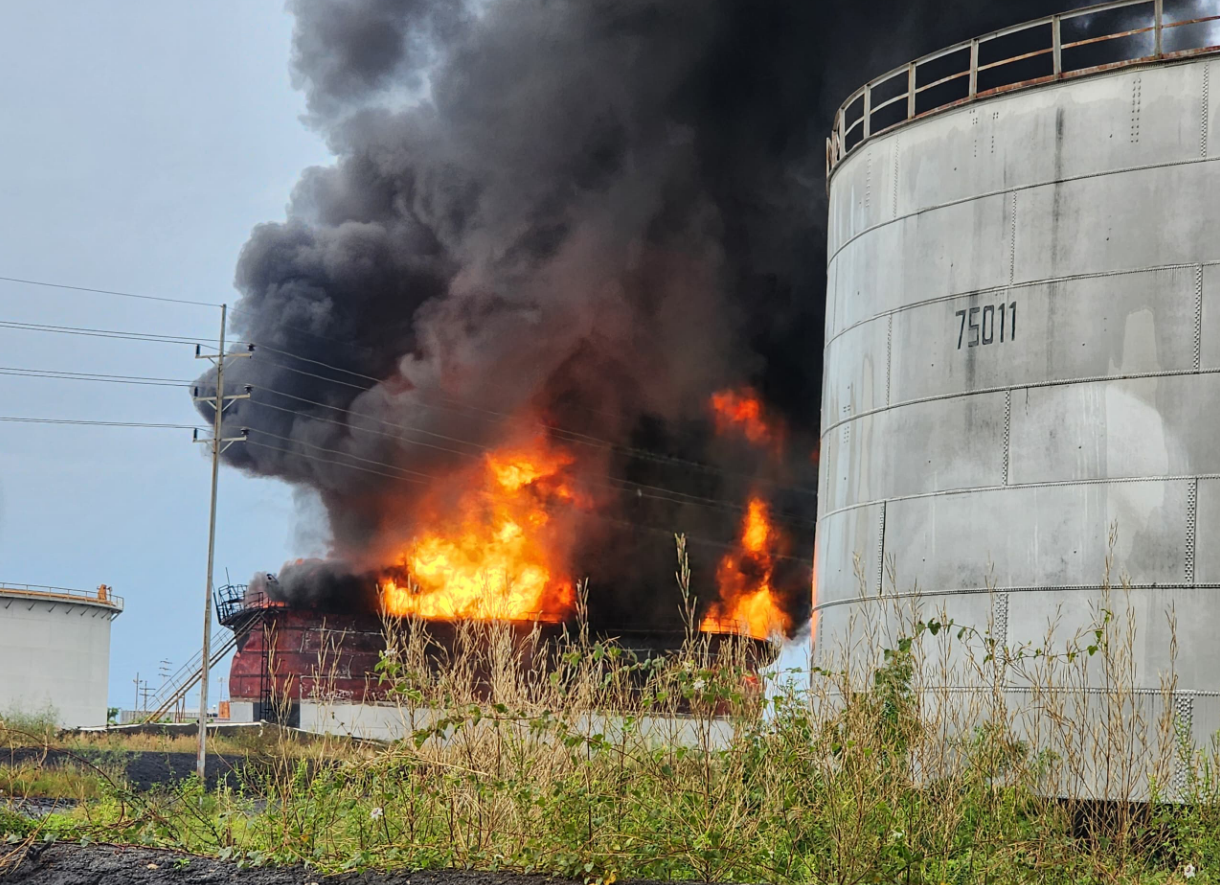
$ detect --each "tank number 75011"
[956,302,1016,349]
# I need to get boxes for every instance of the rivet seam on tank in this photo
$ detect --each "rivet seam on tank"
[818,473,1210,523]
[1009,192,1018,284]
[1130,75,1142,144]
[1195,265,1204,370]
[1003,391,1012,487]
[891,133,900,218]
[813,583,1220,614]
[1203,64,1211,159]
[993,592,1009,649]
[865,151,872,213]
[1186,479,1198,586]
[991,110,999,155]
[886,315,893,407]
[877,503,887,596]
[1172,694,1195,797]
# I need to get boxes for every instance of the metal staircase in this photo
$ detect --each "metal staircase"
[141,583,267,724]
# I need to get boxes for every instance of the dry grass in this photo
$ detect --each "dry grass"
[10,534,1220,883]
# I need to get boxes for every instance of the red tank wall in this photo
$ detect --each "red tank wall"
[229,610,387,703]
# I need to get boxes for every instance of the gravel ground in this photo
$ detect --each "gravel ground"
[2,844,646,885]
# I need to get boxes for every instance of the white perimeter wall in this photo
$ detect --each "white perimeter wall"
[299,701,738,749]
[0,595,115,727]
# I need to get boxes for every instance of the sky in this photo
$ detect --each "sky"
[0,2,821,715]
[0,3,334,710]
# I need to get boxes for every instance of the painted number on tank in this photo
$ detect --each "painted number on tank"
[956,302,1016,349]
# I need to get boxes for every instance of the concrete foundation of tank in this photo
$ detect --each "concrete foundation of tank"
[818,50,1220,777]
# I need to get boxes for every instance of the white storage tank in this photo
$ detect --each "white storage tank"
[0,584,123,727]
[818,0,1220,751]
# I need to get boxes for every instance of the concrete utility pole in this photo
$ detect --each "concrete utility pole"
[192,303,251,781]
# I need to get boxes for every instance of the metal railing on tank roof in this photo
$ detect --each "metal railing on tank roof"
[0,581,124,610]
[827,0,1220,176]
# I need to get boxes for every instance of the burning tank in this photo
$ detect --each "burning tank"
[219,574,780,726]
[216,388,807,725]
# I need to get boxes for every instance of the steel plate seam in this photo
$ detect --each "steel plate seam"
[821,365,1219,441]
[891,133,900,217]
[813,582,1220,614]
[818,472,1220,523]
[1009,191,1018,284]
[827,139,1220,269]
[885,314,893,406]
[1003,390,1012,487]
[1203,62,1211,158]
[1196,264,1205,369]
[1187,479,1198,585]
[877,503,887,595]
[824,261,1204,354]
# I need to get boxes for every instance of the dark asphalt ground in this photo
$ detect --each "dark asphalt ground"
[2,843,648,885]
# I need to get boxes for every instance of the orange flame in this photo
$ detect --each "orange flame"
[701,496,792,640]
[710,387,774,446]
[380,437,577,622]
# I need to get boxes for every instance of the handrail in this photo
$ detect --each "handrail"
[0,582,124,610]
[142,630,245,724]
[142,606,268,724]
[827,0,1220,177]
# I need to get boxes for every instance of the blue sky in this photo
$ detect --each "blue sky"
[0,3,334,709]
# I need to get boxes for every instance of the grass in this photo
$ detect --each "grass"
[0,762,111,802]
[5,537,1220,883]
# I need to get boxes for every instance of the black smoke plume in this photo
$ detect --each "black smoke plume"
[199,0,1087,632]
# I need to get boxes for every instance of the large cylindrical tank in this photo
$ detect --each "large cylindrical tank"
[818,6,1220,747]
[0,584,122,727]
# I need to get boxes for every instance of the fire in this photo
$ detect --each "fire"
[701,496,792,641]
[710,387,774,446]
[380,437,578,622]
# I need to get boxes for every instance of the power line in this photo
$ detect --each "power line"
[0,271,816,490]
[240,394,816,530]
[0,307,815,499]
[249,395,488,461]
[0,319,207,346]
[245,437,430,486]
[0,272,349,355]
[242,385,816,527]
[0,274,219,308]
[251,350,818,496]
[0,416,204,431]
[245,435,811,564]
[246,427,438,482]
[0,295,816,502]
[253,378,490,453]
[0,367,191,388]
[0,410,813,564]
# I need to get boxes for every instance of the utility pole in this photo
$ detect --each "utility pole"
[192,303,251,782]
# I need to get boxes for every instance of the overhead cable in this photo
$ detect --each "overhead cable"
[0,274,219,308]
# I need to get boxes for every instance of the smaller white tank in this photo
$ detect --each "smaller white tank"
[0,584,123,727]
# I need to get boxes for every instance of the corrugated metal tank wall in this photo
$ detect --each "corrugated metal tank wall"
[817,54,1220,743]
